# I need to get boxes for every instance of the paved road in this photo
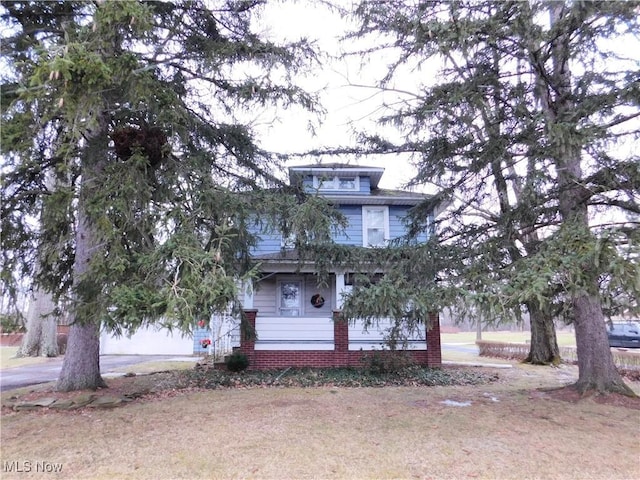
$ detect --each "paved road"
[0,355,197,392]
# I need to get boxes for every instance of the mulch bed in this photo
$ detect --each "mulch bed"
[3,365,639,413]
[541,385,640,410]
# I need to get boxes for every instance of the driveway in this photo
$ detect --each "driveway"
[0,355,197,392]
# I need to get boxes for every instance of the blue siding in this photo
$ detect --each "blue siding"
[389,206,429,243]
[251,232,282,255]
[359,177,371,194]
[248,217,283,256]
[335,205,427,246]
[333,205,362,245]
[249,204,428,254]
[193,327,209,353]
[389,206,407,241]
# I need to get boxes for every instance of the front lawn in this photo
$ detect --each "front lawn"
[0,347,52,370]
[441,330,577,347]
[1,363,639,480]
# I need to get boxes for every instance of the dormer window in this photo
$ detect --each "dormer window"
[313,175,359,191]
[338,177,356,189]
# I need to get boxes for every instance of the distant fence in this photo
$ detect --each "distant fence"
[477,340,640,370]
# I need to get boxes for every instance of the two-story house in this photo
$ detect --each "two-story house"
[235,163,443,369]
[100,163,442,366]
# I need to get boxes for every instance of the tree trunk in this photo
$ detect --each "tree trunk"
[524,301,560,365]
[56,320,105,391]
[56,198,107,391]
[573,295,632,395]
[17,170,60,358]
[531,1,633,395]
[55,132,108,392]
[16,286,59,357]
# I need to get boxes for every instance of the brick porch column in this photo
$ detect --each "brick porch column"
[240,309,257,366]
[426,311,442,367]
[333,310,348,366]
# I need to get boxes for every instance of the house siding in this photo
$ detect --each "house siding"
[254,275,334,317]
[253,278,277,316]
[250,204,426,255]
[254,316,334,350]
[389,206,409,240]
[333,205,363,245]
[239,310,441,369]
[358,176,371,194]
[237,165,441,368]
[348,318,426,351]
[99,165,439,358]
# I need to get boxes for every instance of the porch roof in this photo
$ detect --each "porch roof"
[323,188,431,206]
[253,249,386,274]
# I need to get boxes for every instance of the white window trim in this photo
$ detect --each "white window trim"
[362,206,389,247]
[277,277,303,317]
[281,231,296,249]
[312,175,360,191]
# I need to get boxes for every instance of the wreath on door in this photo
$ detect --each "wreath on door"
[310,293,325,308]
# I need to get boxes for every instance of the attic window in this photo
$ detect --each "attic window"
[338,177,356,189]
[314,175,359,191]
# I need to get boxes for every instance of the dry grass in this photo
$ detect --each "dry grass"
[441,330,577,347]
[1,364,639,480]
[106,360,198,375]
[0,347,51,370]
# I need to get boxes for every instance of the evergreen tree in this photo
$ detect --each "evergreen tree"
[345,0,639,394]
[1,1,319,391]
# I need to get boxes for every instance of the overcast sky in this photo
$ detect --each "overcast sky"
[256,2,422,191]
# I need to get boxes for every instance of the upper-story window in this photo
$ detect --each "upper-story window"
[281,231,296,249]
[313,175,359,191]
[363,206,389,247]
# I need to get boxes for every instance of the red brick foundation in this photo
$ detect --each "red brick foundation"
[426,311,442,367]
[57,325,70,335]
[239,309,442,370]
[239,309,257,366]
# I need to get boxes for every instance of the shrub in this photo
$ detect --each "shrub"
[360,349,415,374]
[225,351,249,372]
[0,313,24,333]
[57,334,68,355]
